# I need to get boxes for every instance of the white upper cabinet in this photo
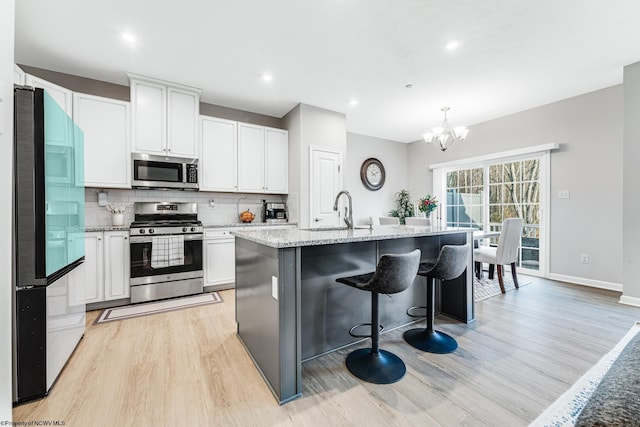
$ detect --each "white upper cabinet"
[25,74,73,147]
[73,93,130,188]
[167,87,199,157]
[238,123,265,193]
[265,128,289,194]
[128,73,201,158]
[14,65,25,85]
[25,74,73,117]
[201,117,288,194]
[200,116,237,192]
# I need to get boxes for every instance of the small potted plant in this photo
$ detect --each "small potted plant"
[389,190,414,225]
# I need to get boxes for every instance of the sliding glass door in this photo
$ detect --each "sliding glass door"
[443,155,545,274]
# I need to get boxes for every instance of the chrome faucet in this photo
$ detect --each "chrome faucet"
[333,190,354,229]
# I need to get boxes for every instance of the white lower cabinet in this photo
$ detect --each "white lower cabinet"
[203,225,296,291]
[68,230,130,307]
[104,231,130,300]
[204,229,236,290]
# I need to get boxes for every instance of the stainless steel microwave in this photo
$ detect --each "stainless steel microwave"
[131,153,199,190]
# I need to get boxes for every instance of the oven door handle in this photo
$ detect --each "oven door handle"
[129,234,203,244]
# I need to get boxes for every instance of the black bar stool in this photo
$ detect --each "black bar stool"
[403,244,470,354]
[336,249,421,384]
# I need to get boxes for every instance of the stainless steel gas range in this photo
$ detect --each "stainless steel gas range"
[129,202,203,303]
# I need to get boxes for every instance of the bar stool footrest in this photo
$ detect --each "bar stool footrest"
[348,322,384,339]
[345,348,406,384]
[406,305,426,318]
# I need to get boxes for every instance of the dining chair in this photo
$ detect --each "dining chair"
[378,216,400,225]
[473,218,524,293]
[405,217,430,226]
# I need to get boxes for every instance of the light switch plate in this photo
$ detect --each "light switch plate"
[271,276,278,300]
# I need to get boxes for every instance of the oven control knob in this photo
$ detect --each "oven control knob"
[182,227,188,232]
[149,229,155,234]
[139,229,145,234]
[190,227,196,232]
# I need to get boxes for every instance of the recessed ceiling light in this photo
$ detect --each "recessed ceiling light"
[261,74,273,83]
[121,32,137,45]
[349,99,359,107]
[405,84,413,89]
[445,40,461,51]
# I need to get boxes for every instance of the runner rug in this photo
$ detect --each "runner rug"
[474,274,531,301]
[94,292,222,324]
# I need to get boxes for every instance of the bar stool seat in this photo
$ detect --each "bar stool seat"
[336,249,421,384]
[404,244,470,354]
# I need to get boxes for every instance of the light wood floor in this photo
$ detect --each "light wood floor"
[13,277,640,426]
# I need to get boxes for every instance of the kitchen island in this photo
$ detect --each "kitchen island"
[233,226,474,404]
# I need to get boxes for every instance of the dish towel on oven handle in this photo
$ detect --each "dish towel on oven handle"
[151,235,185,269]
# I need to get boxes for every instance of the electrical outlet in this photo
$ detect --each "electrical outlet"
[580,254,589,264]
[97,191,108,206]
[558,190,570,199]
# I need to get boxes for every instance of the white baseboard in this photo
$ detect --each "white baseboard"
[546,273,622,292]
[619,295,640,308]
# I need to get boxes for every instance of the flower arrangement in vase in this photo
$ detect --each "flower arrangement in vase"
[417,194,438,215]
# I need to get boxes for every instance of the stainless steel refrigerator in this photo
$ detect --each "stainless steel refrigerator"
[13,86,86,404]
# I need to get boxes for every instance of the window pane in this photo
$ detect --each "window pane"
[503,183,520,204]
[471,205,483,226]
[523,181,539,203]
[490,205,502,223]
[472,168,483,186]
[523,159,540,181]
[489,164,502,183]
[503,204,518,219]
[489,184,501,203]
[503,162,521,181]
[447,171,458,188]
[471,186,483,195]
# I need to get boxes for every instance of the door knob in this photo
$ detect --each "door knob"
[314,218,323,222]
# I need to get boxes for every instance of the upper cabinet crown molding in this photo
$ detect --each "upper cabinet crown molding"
[127,73,202,158]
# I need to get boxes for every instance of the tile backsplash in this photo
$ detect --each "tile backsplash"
[85,188,286,227]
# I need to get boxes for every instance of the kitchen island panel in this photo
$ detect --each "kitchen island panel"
[235,239,301,403]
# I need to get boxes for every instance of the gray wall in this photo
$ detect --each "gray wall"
[2,0,15,418]
[283,104,347,229]
[408,85,623,287]
[622,62,640,304]
[345,133,409,226]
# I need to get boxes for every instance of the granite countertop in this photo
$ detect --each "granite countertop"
[84,226,130,232]
[83,223,296,232]
[232,225,473,249]
[203,222,297,229]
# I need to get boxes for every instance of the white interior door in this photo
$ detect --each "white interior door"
[310,147,342,227]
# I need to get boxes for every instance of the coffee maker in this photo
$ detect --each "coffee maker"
[263,201,288,223]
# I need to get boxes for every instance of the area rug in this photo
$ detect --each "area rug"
[530,321,640,426]
[94,292,223,324]
[474,274,530,301]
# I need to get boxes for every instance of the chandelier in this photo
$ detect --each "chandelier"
[423,107,469,151]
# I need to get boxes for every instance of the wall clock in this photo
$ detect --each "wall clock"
[360,157,386,191]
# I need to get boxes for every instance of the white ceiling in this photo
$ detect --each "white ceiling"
[14,0,640,143]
